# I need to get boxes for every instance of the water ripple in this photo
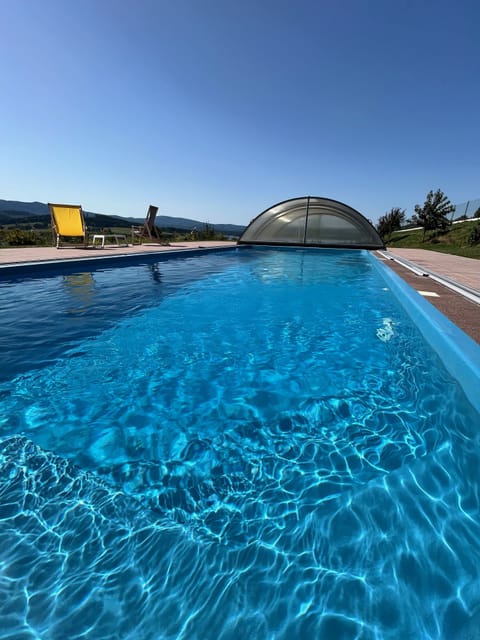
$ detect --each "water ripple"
[1,249,479,638]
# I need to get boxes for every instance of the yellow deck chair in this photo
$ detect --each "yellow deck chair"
[131,205,160,244]
[49,203,88,249]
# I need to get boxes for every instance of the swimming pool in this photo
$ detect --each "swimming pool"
[1,247,479,639]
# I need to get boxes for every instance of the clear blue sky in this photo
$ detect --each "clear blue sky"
[1,0,479,225]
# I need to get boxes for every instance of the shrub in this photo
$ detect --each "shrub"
[468,224,480,246]
[0,229,38,246]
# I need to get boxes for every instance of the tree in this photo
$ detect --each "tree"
[414,189,455,241]
[407,214,420,227]
[376,207,406,240]
[202,222,215,240]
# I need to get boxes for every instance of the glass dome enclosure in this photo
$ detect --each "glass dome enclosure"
[239,196,384,249]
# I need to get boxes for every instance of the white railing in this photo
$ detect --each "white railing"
[392,214,479,234]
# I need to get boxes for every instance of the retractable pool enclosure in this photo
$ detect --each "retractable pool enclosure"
[239,196,384,249]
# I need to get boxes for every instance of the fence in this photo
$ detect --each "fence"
[452,197,480,220]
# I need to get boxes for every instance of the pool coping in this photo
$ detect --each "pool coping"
[374,252,479,346]
[371,253,480,413]
[378,250,480,305]
[0,243,238,275]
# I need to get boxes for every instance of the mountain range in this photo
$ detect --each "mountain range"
[0,199,246,237]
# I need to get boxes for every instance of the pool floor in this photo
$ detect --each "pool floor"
[1,248,480,639]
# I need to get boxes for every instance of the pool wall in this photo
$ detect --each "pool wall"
[371,252,480,412]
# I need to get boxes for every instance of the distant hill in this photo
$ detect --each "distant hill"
[0,200,48,216]
[0,199,245,237]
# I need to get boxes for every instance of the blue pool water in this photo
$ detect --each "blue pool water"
[1,247,480,639]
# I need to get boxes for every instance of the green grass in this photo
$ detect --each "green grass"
[386,220,480,259]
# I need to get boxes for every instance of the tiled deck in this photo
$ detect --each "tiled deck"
[0,242,478,344]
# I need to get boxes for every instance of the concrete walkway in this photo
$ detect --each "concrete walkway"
[0,241,237,267]
[386,248,479,292]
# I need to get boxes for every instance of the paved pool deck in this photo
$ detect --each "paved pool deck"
[385,248,480,291]
[0,241,238,266]
[377,248,479,344]
[0,242,478,344]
